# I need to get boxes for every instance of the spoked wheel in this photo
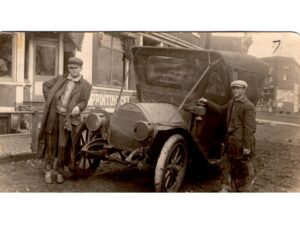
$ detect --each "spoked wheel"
[72,123,101,177]
[155,134,188,192]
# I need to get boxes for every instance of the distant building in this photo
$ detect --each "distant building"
[259,56,300,113]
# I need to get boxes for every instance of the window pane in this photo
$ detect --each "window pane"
[93,33,126,87]
[94,47,111,85]
[36,45,56,76]
[146,56,204,89]
[205,71,226,96]
[0,34,13,78]
[112,51,123,86]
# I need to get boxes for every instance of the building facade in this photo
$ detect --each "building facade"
[0,32,205,134]
[0,32,206,109]
[259,56,300,113]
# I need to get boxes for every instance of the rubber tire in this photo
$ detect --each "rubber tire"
[72,122,101,178]
[155,134,188,192]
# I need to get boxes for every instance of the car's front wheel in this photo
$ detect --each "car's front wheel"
[154,134,188,192]
[72,122,101,177]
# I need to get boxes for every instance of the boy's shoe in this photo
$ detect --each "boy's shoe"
[56,173,65,184]
[219,185,230,192]
[62,166,74,179]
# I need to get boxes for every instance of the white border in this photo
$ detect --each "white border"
[1,0,300,32]
[1,1,300,232]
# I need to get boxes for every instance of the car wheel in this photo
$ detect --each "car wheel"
[72,122,101,177]
[155,134,188,192]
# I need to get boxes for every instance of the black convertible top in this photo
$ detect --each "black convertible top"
[132,46,270,75]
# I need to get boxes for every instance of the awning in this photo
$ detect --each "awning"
[67,32,85,51]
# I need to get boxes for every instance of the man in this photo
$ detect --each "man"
[199,80,256,192]
[38,57,92,184]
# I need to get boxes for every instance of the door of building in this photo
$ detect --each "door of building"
[33,39,59,102]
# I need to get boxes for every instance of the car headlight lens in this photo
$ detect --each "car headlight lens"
[132,121,152,142]
[86,113,106,132]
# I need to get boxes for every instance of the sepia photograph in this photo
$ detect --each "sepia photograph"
[1,1,300,231]
[0,31,300,193]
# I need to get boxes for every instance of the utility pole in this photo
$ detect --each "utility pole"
[205,33,212,50]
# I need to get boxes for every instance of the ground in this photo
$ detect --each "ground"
[0,115,300,192]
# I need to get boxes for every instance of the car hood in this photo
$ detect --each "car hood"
[108,102,190,151]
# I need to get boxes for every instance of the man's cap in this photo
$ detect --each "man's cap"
[68,57,83,66]
[230,80,248,88]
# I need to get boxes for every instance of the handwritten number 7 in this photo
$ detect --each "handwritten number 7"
[273,40,281,53]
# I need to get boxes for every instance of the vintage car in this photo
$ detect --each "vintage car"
[71,46,270,192]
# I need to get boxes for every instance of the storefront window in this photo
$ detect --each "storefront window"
[93,33,124,87]
[0,33,13,78]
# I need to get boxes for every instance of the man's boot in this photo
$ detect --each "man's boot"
[247,160,255,177]
[56,172,64,184]
[63,166,73,179]
[56,147,65,184]
[44,170,53,184]
[219,174,232,192]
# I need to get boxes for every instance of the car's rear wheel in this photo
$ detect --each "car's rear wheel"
[72,123,101,177]
[154,134,188,192]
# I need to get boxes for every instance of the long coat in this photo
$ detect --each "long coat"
[38,75,92,158]
[206,96,256,159]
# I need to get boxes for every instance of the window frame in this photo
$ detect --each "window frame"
[33,39,59,81]
[0,32,16,82]
[92,33,126,88]
[145,55,205,90]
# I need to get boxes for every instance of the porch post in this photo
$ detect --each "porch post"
[58,33,64,76]
[28,33,35,102]
[15,32,26,106]
[138,35,143,45]
[75,33,93,84]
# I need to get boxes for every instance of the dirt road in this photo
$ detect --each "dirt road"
[0,122,300,192]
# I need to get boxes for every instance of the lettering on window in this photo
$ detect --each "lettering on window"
[88,92,130,107]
